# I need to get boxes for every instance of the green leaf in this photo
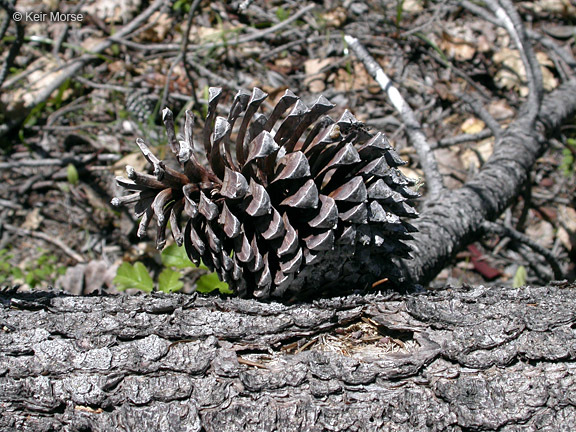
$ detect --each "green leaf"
[114,262,154,293]
[11,267,23,280]
[196,270,232,295]
[67,163,79,185]
[395,0,405,27]
[158,268,184,293]
[414,32,449,64]
[25,272,36,287]
[559,148,574,176]
[161,244,192,269]
[276,7,290,22]
[513,265,527,288]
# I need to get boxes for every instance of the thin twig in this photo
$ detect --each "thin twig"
[526,29,576,72]
[424,46,492,100]
[461,0,571,74]
[260,34,345,61]
[181,0,202,110]
[187,62,238,88]
[0,0,24,88]
[483,0,543,120]
[459,93,502,139]
[4,224,85,263]
[185,3,316,61]
[0,0,167,138]
[0,199,22,210]
[460,0,543,122]
[434,129,493,149]
[344,35,445,198]
[0,153,116,169]
[74,76,129,93]
[483,221,564,280]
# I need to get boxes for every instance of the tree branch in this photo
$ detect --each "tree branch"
[344,35,445,199]
[400,79,576,285]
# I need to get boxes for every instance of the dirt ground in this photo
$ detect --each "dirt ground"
[1,0,574,295]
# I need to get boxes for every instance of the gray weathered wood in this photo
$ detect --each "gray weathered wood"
[1,284,575,431]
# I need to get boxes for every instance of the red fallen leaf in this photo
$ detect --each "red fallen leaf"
[535,206,557,221]
[467,244,501,280]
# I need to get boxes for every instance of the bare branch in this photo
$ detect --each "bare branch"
[483,221,564,280]
[482,0,543,120]
[459,93,502,139]
[344,35,445,198]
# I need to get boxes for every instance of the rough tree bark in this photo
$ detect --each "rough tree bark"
[1,283,575,431]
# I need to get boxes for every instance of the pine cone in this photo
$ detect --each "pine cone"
[113,87,419,298]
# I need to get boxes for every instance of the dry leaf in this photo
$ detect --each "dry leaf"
[557,205,576,250]
[273,58,294,75]
[525,220,555,249]
[476,35,491,53]
[323,7,347,28]
[493,48,558,96]
[2,58,67,111]
[434,82,458,102]
[136,12,174,43]
[402,0,424,13]
[439,35,476,62]
[193,24,244,44]
[112,151,148,177]
[436,148,466,188]
[334,62,382,93]
[304,58,333,93]
[558,205,576,232]
[537,52,559,91]
[557,227,574,251]
[460,117,486,134]
[460,139,494,172]
[81,36,106,52]
[82,0,142,24]
[534,0,576,16]
[399,167,422,185]
[488,100,515,121]
[22,208,43,230]
[58,260,117,295]
[542,25,576,40]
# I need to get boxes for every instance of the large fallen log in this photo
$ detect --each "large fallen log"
[1,283,575,431]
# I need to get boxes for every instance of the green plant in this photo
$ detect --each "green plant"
[67,163,79,185]
[276,7,290,22]
[113,244,231,294]
[559,138,576,176]
[172,0,191,13]
[0,249,18,284]
[25,250,66,288]
[114,262,154,293]
[395,0,406,28]
[0,248,66,288]
[513,265,527,288]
